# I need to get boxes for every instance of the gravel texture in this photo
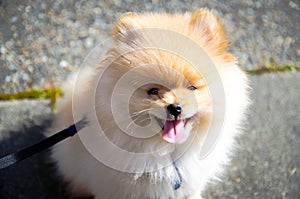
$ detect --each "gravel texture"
[0,73,299,198]
[0,0,299,93]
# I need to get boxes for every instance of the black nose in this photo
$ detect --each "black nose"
[167,103,182,118]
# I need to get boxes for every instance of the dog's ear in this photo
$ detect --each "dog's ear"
[190,9,233,61]
[112,12,141,36]
[190,9,226,41]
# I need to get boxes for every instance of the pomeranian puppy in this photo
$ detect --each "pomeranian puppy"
[49,9,249,199]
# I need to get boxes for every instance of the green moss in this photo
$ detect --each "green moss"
[0,87,63,110]
[244,63,299,74]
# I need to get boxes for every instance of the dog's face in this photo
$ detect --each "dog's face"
[121,52,212,144]
[138,83,210,144]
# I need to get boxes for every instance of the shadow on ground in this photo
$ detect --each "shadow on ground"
[0,120,73,199]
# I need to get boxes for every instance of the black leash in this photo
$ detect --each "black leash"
[0,119,87,171]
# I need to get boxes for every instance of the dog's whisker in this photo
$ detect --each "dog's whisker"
[131,108,152,117]
[126,116,141,130]
[126,112,153,130]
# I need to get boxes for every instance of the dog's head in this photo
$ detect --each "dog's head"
[98,9,234,146]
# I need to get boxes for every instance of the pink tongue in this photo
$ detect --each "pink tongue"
[163,120,186,143]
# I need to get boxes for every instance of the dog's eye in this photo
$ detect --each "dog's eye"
[147,88,159,95]
[187,85,197,90]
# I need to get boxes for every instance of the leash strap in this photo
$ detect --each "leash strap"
[0,119,87,171]
[172,161,182,190]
